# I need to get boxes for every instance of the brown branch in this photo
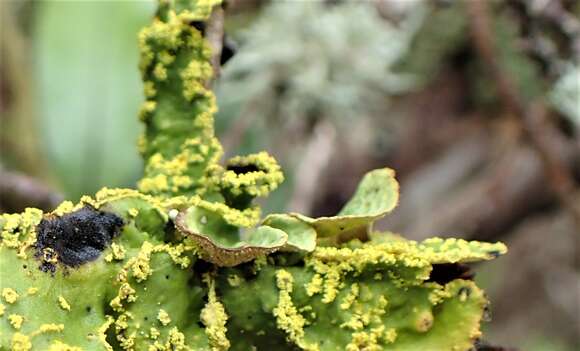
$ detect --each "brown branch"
[467,0,580,226]
[0,169,63,213]
[206,4,225,80]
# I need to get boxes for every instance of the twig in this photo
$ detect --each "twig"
[467,0,580,226]
[206,4,225,80]
[0,169,63,213]
[288,120,337,214]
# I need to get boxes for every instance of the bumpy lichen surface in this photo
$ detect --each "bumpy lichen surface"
[0,0,507,350]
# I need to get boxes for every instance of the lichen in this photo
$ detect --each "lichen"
[0,0,507,350]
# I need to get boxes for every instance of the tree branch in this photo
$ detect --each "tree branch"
[0,169,63,213]
[467,0,580,226]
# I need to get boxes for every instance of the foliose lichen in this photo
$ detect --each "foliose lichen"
[0,0,507,350]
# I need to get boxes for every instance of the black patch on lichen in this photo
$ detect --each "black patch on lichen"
[35,206,123,272]
[227,164,260,175]
[427,263,474,285]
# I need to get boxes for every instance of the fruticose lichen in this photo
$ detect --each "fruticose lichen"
[0,0,507,350]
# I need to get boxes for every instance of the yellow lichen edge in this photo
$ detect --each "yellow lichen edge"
[200,274,230,351]
[304,238,507,304]
[220,151,285,198]
[273,269,319,351]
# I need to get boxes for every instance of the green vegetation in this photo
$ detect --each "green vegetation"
[0,1,506,350]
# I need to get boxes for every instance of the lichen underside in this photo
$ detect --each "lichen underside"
[0,1,507,350]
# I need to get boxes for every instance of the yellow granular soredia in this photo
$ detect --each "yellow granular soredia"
[58,296,71,311]
[8,314,24,329]
[272,270,318,350]
[47,340,83,351]
[428,283,451,305]
[110,283,137,312]
[151,242,195,269]
[153,63,168,81]
[2,288,19,304]
[166,327,187,350]
[128,241,154,282]
[138,174,170,194]
[52,201,75,216]
[340,283,360,310]
[26,287,38,295]
[305,274,323,296]
[200,276,230,351]
[96,316,115,351]
[143,81,157,98]
[31,323,65,336]
[346,326,386,351]
[138,101,157,122]
[220,152,284,197]
[11,333,32,351]
[149,327,160,340]
[111,243,127,261]
[157,309,171,326]
[0,303,5,316]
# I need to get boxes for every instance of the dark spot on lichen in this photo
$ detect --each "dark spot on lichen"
[197,321,204,328]
[487,250,501,258]
[427,263,474,285]
[22,264,27,269]
[35,206,123,272]
[165,275,170,280]
[189,21,206,35]
[86,306,92,313]
[227,164,260,175]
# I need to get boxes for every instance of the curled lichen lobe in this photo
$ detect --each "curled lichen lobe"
[35,206,123,271]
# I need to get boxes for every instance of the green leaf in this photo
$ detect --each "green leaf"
[175,206,287,267]
[262,214,317,252]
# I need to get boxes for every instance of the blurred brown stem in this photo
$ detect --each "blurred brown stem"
[0,169,63,213]
[467,0,580,226]
[206,4,225,80]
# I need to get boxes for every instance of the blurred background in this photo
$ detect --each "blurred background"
[0,0,578,350]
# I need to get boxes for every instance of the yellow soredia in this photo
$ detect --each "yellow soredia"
[0,303,5,316]
[8,314,24,329]
[47,340,83,351]
[111,243,127,261]
[96,316,115,351]
[110,283,137,312]
[128,241,154,282]
[149,327,160,340]
[200,276,230,351]
[58,296,71,311]
[273,270,318,350]
[157,309,171,326]
[51,201,75,216]
[11,333,32,351]
[26,287,38,296]
[340,283,360,310]
[2,288,19,304]
[31,323,65,336]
